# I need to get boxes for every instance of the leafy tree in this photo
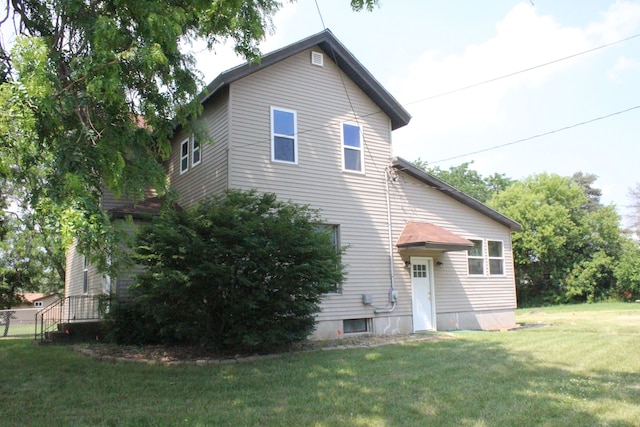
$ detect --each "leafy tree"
[104,190,344,351]
[412,158,512,202]
[571,172,602,212]
[489,173,625,305]
[0,0,379,272]
[614,239,640,300]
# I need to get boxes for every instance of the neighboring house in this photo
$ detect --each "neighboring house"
[15,293,60,309]
[65,29,521,340]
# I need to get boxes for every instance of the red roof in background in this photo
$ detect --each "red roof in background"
[396,221,474,251]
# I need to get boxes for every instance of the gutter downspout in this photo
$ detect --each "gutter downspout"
[374,167,397,314]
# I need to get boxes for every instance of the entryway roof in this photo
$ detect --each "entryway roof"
[396,221,475,252]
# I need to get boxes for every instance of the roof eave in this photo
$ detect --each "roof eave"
[199,29,411,130]
[391,157,522,231]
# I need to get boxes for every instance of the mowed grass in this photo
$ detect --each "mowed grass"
[1,303,639,426]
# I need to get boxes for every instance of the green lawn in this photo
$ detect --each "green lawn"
[1,303,639,426]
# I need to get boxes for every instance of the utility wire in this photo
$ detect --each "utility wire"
[430,105,640,165]
[314,0,326,29]
[404,32,640,106]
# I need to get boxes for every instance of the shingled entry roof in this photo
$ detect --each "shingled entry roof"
[396,221,475,252]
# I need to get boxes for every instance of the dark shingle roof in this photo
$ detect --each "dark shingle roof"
[200,29,411,130]
[391,157,522,231]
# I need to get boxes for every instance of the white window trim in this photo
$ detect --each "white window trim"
[191,135,201,167]
[179,138,190,174]
[341,121,365,174]
[488,240,506,276]
[467,239,485,276]
[82,256,89,294]
[271,106,298,165]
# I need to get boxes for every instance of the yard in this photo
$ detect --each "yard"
[1,303,639,426]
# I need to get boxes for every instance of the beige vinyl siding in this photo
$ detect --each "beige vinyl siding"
[389,172,517,313]
[64,239,104,298]
[227,48,400,322]
[167,92,230,207]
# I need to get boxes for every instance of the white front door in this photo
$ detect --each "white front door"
[411,257,436,331]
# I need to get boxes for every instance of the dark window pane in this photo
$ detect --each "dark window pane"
[488,241,502,257]
[343,318,368,333]
[344,148,361,171]
[468,240,483,257]
[274,110,294,136]
[274,136,295,162]
[343,124,361,148]
[181,142,189,156]
[469,258,484,275]
[490,259,504,275]
[181,157,189,171]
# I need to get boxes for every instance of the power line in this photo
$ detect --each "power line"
[430,105,640,165]
[404,32,640,106]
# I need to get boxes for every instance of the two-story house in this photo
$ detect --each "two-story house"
[65,29,521,340]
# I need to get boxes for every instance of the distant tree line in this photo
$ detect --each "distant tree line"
[414,159,640,306]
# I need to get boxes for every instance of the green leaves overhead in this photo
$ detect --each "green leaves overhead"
[0,0,284,265]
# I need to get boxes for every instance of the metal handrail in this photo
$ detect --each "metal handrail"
[35,295,102,342]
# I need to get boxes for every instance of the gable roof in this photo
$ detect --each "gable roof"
[201,29,411,130]
[391,157,522,231]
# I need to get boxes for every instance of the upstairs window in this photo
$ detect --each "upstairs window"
[180,139,190,174]
[192,136,201,167]
[467,239,484,275]
[488,240,505,275]
[342,122,363,172]
[271,107,297,164]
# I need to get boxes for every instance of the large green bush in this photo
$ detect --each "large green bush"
[105,190,344,351]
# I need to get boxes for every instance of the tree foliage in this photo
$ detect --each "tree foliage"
[104,190,345,351]
[412,159,513,202]
[489,173,628,305]
[0,0,380,272]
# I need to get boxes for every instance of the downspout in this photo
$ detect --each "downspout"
[374,167,397,314]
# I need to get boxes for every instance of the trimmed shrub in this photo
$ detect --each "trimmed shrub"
[105,190,344,352]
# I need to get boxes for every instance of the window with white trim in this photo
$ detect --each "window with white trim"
[271,107,297,163]
[488,240,505,275]
[467,239,484,275]
[83,256,89,294]
[343,318,370,333]
[316,224,341,293]
[180,138,189,174]
[342,122,364,172]
[192,136,201,167]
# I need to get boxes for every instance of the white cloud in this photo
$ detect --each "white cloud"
[607,56,640,81]
[391,1,640,171]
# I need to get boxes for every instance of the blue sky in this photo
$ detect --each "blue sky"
[192,0,640,224]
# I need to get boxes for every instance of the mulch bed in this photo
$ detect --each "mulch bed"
[75,333,451,365]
